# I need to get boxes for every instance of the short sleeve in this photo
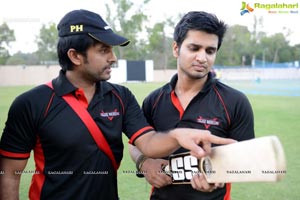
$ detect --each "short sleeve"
[120,87,154,144]
[0,92,39,159]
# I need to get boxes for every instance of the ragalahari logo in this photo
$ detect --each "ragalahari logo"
[240,2,254,15]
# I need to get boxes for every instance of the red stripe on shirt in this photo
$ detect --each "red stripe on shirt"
[29,136,46,200]
[129,126,154,144]
[213,86,231,126]
[111,90,125,114]
[171,91,184,119]
[0,149,30,159]
[224,183,231,200]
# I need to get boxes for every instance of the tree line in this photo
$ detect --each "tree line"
[1,0,300,68]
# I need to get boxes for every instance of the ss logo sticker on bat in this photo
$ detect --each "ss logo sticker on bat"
[168,152,200,183]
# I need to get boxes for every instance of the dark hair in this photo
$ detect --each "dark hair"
[173,11,227,50]
[57,35,98,71]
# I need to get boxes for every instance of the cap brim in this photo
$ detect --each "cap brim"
[88,33,130,46]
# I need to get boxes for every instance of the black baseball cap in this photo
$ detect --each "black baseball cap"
[57,9,130,46]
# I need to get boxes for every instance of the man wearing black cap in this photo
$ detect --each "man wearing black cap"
[0,9,235,200]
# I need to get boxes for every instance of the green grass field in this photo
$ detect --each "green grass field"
[1,83,300,200]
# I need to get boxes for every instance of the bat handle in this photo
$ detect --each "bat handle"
[162,164,171,176]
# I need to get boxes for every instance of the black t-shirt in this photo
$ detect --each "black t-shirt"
[143,73,255,200]
[0,70,153,200]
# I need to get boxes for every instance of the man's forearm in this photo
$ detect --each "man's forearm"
[0,173,21,200]
[129,144,143,163]
[134,129,180,158]
[0,157,28,200]
[134,128,236,159]
[135,128,204,158]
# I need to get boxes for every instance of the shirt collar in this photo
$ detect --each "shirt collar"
[168,72,215,94]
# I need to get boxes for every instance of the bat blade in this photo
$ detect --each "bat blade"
[201,136,286,183]
[165,136,286,184]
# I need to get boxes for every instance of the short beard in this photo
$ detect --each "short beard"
[192,72,209,79]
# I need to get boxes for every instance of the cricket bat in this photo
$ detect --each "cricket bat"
[164,136,286,183]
